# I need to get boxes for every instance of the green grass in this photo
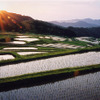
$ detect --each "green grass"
[0,32,100,66]
[60,39,90,46]
[0,46,100,66]
[0,51,21,59]
[0,33,100,85]
[0,34,15,42]
[0,46,5,50]
[0,34,15,39]
[0,63,100,84]
[28,38,58,45]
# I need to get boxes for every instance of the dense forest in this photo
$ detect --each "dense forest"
[68,27,100,38]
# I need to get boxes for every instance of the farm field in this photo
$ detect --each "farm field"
[0,2,100,99]
[0,71,100,100]
[0,32,100,83]
[0,51,100,78]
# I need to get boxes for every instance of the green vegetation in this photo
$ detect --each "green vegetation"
[0,10,100,89]
[28,38,58,45]
[0,11,76,37]
[0,63,100,84]
[1,45,100,66]
[60,39,89,46]
[0,46,5,50]
[27,34,92,47]
[0,34,15,42]
[1,32,100,86]
[0,51,21,59]
[0,32,100,67]
[68,27,100,38]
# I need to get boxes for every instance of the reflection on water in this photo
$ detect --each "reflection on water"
[1,52,100,78]
[0,71,100,100]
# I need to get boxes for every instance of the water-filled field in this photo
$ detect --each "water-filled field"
[15,38,39,42]
[3,47,37,50]
[37,43,83,49]
[0,55,14,60]
[0,52,100,78]
[17,51,46,55]
[8,41,26,44]
[0,71,100,100]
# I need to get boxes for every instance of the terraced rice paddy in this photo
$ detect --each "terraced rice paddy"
[39,36,66,41]
[8,41,26,44]
[0,55,14,60]
[0,33,100,100]
[17,52,46,55]
[3,47,37,50]
[16,36,30,38]
[37,43,83,49]
[76,37,100,44]
[2,35,39,44]
[50,36,66,41]
[0,52,100,78]
[15,38,39,42]
[0,71,100,100]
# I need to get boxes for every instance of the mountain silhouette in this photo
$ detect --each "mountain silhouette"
[0,10,76,37]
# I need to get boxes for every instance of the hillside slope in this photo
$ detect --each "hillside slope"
[0,11,75,37]
[68,27,100,38]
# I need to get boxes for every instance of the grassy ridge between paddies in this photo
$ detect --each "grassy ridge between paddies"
[60,38,89,46]
[0,64,100,90]
[1,46,100,66]
[0,51,21,59]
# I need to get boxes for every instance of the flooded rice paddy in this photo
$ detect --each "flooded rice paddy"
[17,52,46,56]
[8,41,26,44]
[3,47,37,50]
[76,37,100,44]
[39,36,66,41]
[16,36,30,38]
[37,43,83,49]
[0,52,100,78]
[15,38,39,42]
[0,55,14,60]
[0,71,100,100]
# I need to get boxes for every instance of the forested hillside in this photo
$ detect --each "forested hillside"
[68,27,100,38]
[0,11,75,37]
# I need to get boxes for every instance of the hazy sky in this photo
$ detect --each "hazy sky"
[0,0,100,21]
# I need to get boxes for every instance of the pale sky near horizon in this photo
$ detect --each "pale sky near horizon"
[0,0,100,21]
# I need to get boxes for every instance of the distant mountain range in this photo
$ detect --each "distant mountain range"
[0,10,75,37]
[50,18,100,28]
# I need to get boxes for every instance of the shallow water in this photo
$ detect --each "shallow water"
[0,52,100,78]
[15,38,39,42]
[0,71,100,100]
[16,36,30,38]
[37,43,82,49]
[3,47,37,50]
[17,52,46,55]
[0,55,14,60]
[8,41,26,44]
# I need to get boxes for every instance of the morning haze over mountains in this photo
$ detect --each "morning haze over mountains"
[0,10,100,38]
[50,18,100,28]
